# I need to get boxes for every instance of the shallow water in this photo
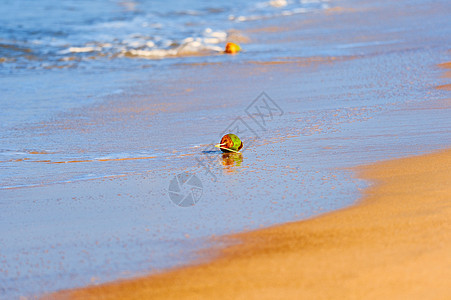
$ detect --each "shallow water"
[0,0,329,72]
[1,0,451,298]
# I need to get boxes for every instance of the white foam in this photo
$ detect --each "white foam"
[269,0,288,8]
[126,49,172,57]
[145,41,155,48]
[120,28,227,59]
[67,46,101,53]
[207,31,227,40]
[100,43,113,48]
[124,38,223,59]
[203,37,221,44]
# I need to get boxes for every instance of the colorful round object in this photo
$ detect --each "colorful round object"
[215,134,243,153]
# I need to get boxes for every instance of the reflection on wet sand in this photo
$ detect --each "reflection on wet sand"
[221,153,243,173]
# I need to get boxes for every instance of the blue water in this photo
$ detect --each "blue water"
[0,0,450,298]
[0,0,329,73]
[0,0,330,132]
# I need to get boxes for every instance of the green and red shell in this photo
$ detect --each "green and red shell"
[219,134,243,153]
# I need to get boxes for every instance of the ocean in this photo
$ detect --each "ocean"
[1,0,450,298]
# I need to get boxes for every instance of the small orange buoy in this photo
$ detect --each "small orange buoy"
[225,42,241,54]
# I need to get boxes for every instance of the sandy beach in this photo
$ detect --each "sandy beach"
[51,148,451,299]
[1,0,450,298]
[50,22,451,300]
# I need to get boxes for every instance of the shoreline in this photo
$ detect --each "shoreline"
[3,0,450,297]
[50,148,451,299]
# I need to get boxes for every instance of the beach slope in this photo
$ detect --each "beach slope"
[51,149,451,299]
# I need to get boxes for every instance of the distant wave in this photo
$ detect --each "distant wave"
[0,0,331,71]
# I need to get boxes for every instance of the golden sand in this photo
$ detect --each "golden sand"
[437,61,451,88]
[438,62,451,69]
[50,149,451,299]
[436,61,451,89]
[436,84,451,91]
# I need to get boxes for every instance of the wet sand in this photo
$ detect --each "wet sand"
[437,61,451,90]
[3,0,451,297]
[51,148,451,299]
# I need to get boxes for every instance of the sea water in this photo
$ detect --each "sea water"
[1,0,450,298]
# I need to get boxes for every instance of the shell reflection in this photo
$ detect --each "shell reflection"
[221,153,243,173]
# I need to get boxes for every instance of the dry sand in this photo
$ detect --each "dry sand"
[50,148,451,299]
